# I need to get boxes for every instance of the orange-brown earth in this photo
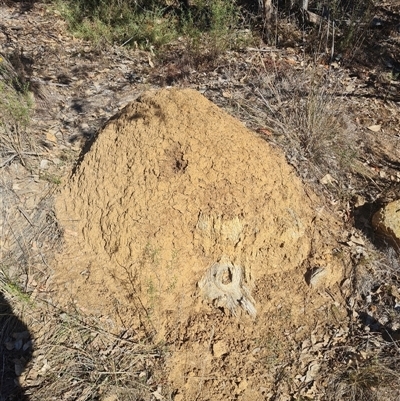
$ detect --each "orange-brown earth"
[54,88,350,400]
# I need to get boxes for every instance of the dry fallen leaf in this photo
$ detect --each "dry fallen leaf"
[152,389,164,400]
[367,124,381,132]
[257,128,272,136]
[46,132,57,143]
[305,361,320,383]
[320,173,338,185]
[349,234,365,246]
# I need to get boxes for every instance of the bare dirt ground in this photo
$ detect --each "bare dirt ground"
[1,2,400,401]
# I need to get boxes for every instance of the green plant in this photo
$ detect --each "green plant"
[39,172,62,185]
[181,0,245,60]
[0,81,31,127]
[53,0,178,48]
[53,0,248,57]
[332,0,375,56]
[0,269,31,305]
[0,59,34,165]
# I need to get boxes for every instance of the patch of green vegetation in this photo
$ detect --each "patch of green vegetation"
[39,172,62,185]
[182,0,243,55]
[0,57,34,160]
[143,243,161,266]
[0,268,32,305]
[51,0,248,54]
[146,277,159,312]
[0,80,32,129]
[334,0,375,55]
[4,281,32,304]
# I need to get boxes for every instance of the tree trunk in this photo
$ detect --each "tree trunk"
[263,0,272,23]
[301,0,309,11]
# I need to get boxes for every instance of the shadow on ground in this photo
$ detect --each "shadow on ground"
[0,292,32,401]
[359,311,400,343]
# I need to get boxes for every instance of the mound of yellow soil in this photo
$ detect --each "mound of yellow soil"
[372,199,400,251]
[55,89,348,400]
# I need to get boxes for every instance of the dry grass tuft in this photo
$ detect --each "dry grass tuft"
[24,304,164,401]
[0,54,36,168]
[0,278,166,401]
[321,239,400,401]
[253,67,356,180]
[326,354,400,401]
[0,181,62,280]
[223,61,359,201]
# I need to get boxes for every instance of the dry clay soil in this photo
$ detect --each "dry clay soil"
[54,88,351,400]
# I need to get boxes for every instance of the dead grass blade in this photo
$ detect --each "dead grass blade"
[326,354,400,401]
